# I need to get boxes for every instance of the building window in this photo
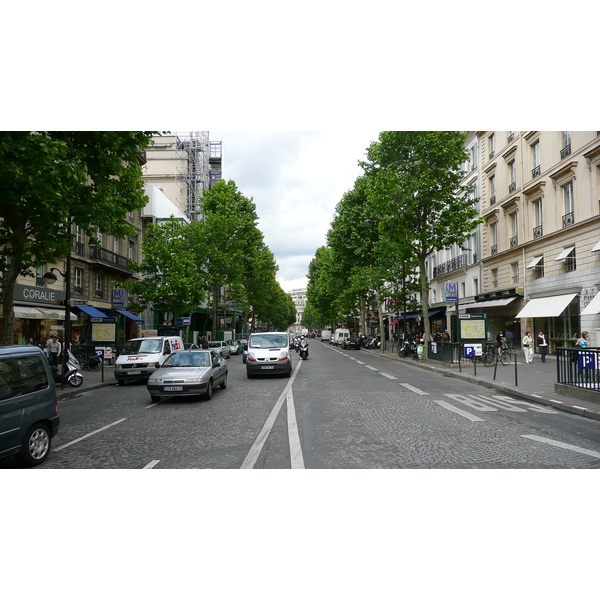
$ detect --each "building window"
[490,222,498,255]
[566,248,576,272]
[533,199,543,238]
[113,239,119,254]
[128,242,134,261]
[461,281,466,298]
[489,133,495,158]
[561,132,572,159]
[97,227,103,246]
[532,142,541,177]
[512,262,519,284]
[536,257,544,279]
[491,269,498,288]
[470,144,477,171]
[510,212,518,247]
[94,274,103,297]
[508,131,514,142]
[562,182,574,227]
[489,175,496,205]
[509,161,516,193]
[472,278,479,296]
[74,268,83,294]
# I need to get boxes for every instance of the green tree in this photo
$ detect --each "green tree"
[0,131,154,345]
[362,131,481,359]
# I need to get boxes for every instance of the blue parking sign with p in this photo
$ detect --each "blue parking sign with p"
[578,352,595,369]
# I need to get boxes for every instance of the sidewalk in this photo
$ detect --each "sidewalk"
[56,362,116,400]
[371,347,600,422]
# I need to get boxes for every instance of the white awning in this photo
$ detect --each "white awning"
[14,306,44,319]
[555,246,575,262]
[467,297,518,309]
[515,293,577,318]
[526,256,544,270]
[591,241,600,255]
[37,307,77,321]
[581,291,600,315]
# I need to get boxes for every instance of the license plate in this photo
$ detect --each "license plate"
[261,366,274,370]
[127,371,138,375]
[163,386,183,391]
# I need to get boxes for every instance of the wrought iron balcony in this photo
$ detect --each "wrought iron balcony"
[491,245,498,255]
[510,235,518,248]
[89,246,132,273]
[509,181,516,193]
[531,165,541,178]
[533,225,543,239]
[432,254,470,278]
[562,211,574,228]
[508,133,514,142]
[560,144,571,159]
[75,242,85,256]
[490,195,496,205]
[489,151,495,159]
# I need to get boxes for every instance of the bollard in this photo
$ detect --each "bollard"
[493,353,498,381]
[473,356,476,376]
[514,352,518,387]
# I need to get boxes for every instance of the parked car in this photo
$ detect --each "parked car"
[246,331,292,378]
[147,350,228,402]
[208,340,231,359]
[183,343,199,350]
[309,332,316,338]
[228,340,242,355]
[0,345,60,467]
[341,337,361,350]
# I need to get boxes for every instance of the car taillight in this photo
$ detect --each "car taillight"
[54,396,59,415]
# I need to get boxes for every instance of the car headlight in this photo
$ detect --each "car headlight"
[148,377,162,383]
[248,352,257,361]
[278,351,289,361]
[185,378,204,383]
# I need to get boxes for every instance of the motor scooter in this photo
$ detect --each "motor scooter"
[299,338,309,360]
[51,350,83,387]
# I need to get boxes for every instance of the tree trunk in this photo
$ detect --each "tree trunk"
[419,255,430,361]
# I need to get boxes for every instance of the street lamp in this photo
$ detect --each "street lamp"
[43,254,71,366]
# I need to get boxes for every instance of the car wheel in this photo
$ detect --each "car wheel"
[17,423,51,467]
[247,371,254,379]
[220,373,228,389]
[117,380,124,386]
[203,379,213,400]
[150,394,160,403]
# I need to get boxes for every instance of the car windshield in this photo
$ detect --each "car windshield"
[250,334,288,349]
[163,352,210,368]
[122,339,162,354]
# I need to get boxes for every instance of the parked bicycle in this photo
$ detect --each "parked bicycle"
[482,345,510,367]
[72,347,102,371]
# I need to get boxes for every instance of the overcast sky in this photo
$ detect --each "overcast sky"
[210,131,381,293]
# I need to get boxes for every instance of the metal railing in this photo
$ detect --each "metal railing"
[560,144,572,159]
[556,347,600,391]
[531,165,541,178]
[533,225,543,239]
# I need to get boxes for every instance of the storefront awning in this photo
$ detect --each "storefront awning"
[73,305,109,318]
[116,309,144,324]
[555,246,575,262]
[390,319,400,326]
[591,241,600,255]
[14,306,44,319]
[37,307,77,321]
[399,310,442,320]
[515,293,577,319]
[460,297,518,310]
[526,256,544,270]
[581,291,600,315]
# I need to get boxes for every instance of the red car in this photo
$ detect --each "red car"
[309,332,315,338]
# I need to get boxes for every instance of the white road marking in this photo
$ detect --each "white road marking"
[366,365,378,371]
[355,360,365,365]
[380,372,397,380]
[400,383,429,395]
[433,400,485,422]
[522,435,600,459]
[54,418,127,451]
[143,460,160,469]
[240,360,303,469]
[286,389,305,469]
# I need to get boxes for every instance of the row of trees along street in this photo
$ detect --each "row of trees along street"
[0,132,295,346]
[305,131,482,361]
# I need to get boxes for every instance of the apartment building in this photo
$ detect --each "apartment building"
[289,288,307,333]
[428,131,600,351]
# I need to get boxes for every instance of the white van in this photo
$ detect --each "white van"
[333,328,350,346]
[320,330,332,343]
[246,331,292,378]
[114,336,184,385]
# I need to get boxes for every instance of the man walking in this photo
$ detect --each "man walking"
[47,335,62,367]
[537,330,549,363]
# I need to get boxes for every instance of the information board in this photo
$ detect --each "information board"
[459,317,486,340]
[92,322,116,342]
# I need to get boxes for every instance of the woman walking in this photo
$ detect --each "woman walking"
[522,331,534,363]
[537,330,549,363]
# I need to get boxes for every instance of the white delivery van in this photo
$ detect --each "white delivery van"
[320,330,332,343]
[333,328,350,346]
[114,336,184,385]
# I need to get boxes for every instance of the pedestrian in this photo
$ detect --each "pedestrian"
[27,337,36,346]
[201,336,209,349]
[47,335,62,367]
[522,331,534,363]
[496,331,507,354]
[537,330,549,363]
[575,331,590,348]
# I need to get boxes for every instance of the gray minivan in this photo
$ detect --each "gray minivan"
[0,345,60,467]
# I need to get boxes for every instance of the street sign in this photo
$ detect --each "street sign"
[176,317,191,326]
[578,352,597,369]
[444,282,458,302]
[464,344,482,357]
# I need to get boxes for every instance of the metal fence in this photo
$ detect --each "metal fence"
[556,347,600,391]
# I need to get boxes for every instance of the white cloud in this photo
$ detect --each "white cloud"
[211,131,380,293]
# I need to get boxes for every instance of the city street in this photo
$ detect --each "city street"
[3,341,599,469]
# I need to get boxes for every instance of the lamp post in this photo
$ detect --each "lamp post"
[43,253,71,382]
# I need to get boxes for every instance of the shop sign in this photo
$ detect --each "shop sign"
[14,283,65,303]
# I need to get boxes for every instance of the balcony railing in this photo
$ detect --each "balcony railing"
[533,225,543,239]
[508,133,514,142]
[531,165,541,178]
[509,181,516,193]
[75,242,85,256]
[490,195,496,205]
[560,144,572,159]
[491,245,498,255]
[89,246,132,272]
[432,254,470,278]
[510,235,518,248]
[562,211,574,228]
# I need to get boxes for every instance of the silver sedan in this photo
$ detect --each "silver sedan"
[147,350,228,402]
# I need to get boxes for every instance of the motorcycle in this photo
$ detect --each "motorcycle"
[399,340,417,359]
[293,337,301,353]
[299,338,309,360]
[51,350,84,387]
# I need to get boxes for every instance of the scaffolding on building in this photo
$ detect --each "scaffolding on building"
[175,131,211,221]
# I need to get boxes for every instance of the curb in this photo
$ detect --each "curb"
[370,350,600,422]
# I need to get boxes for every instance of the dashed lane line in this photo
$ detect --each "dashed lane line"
[433,400,485,422]
[53,418,128,452]
[143,460,160,469]
[380,372,397,380]
[399,383,429,395]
